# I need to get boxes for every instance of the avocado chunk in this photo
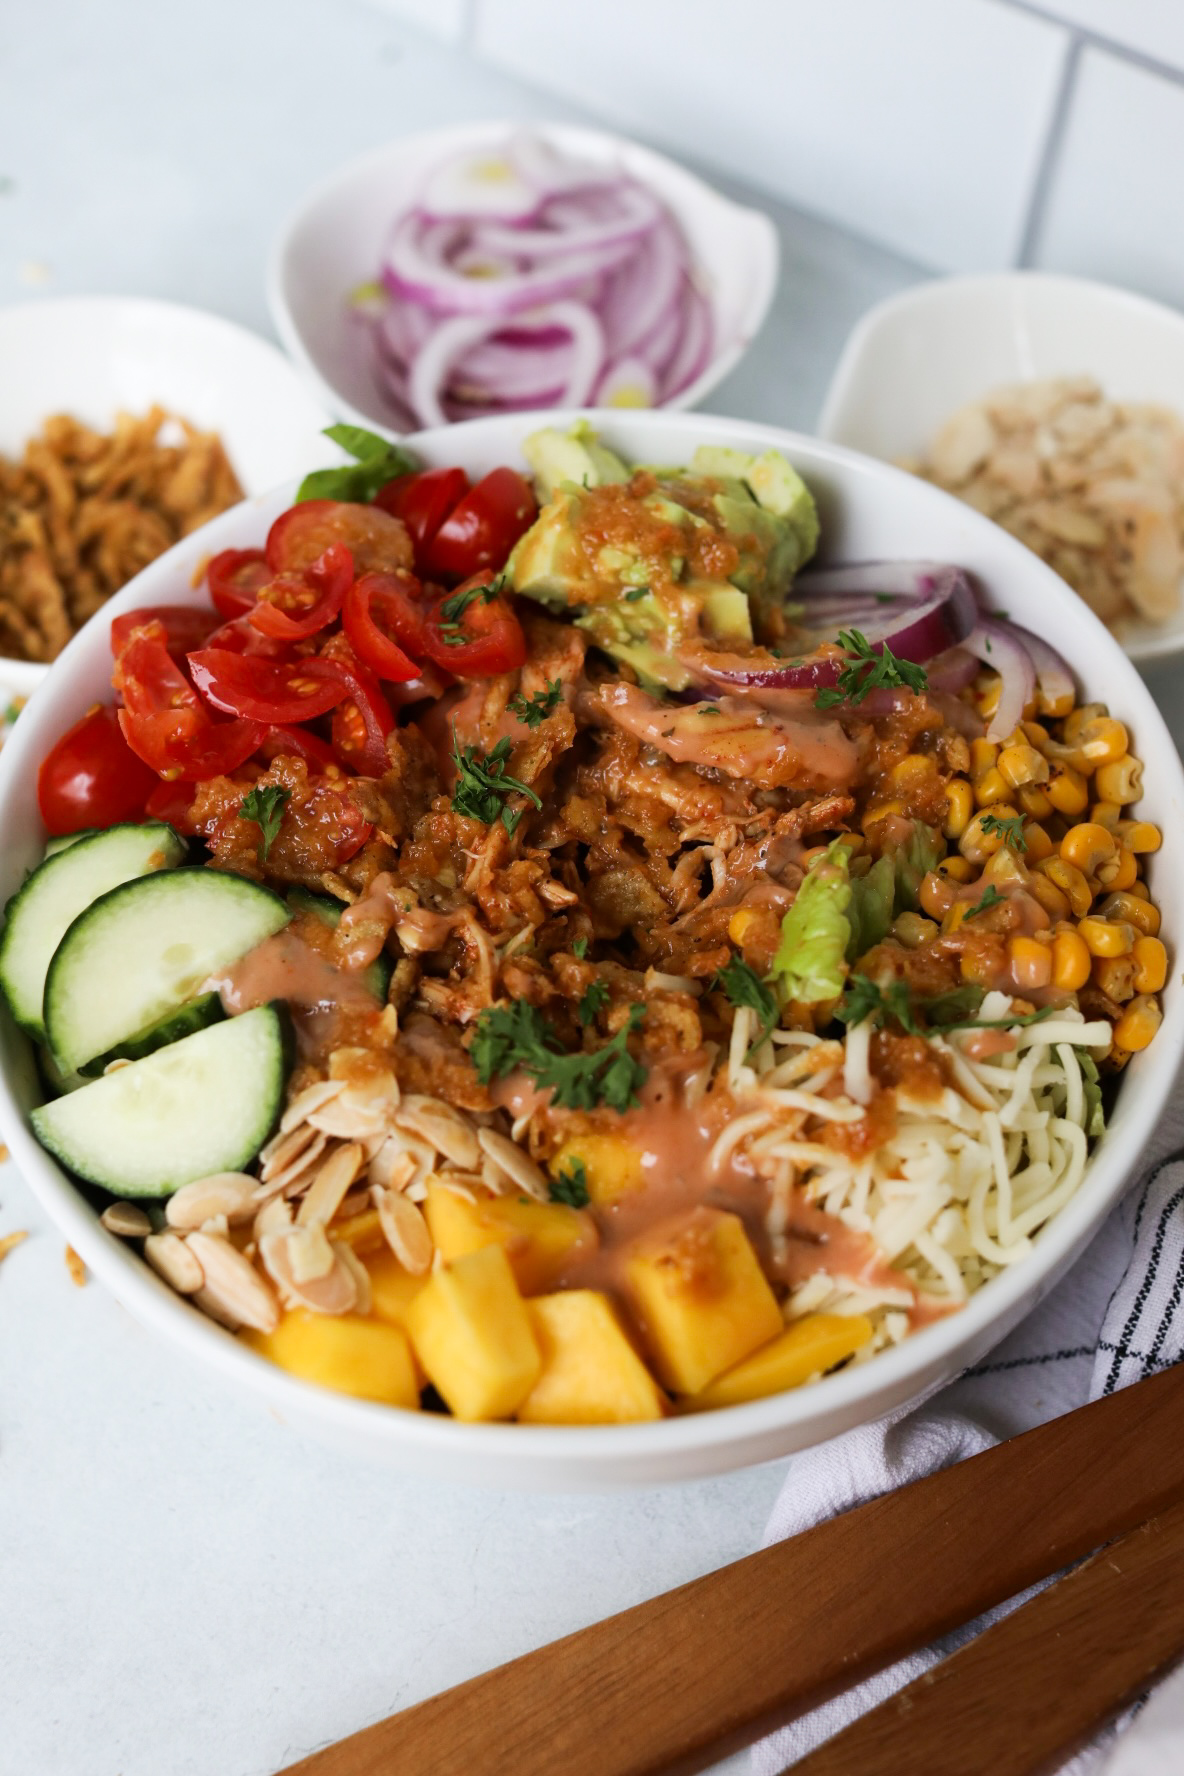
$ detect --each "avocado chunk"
[521,421,630,500]
[692,444,820,559]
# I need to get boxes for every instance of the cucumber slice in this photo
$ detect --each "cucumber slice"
[38,1049,89,1097]
[0,823,185,1039]
[287,887,392,1003]
[79,991,226,1076]
[31,1003,291,1196]
[45,867,291,1073]
[44,829,99,858]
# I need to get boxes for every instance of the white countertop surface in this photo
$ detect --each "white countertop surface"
[3,5,1182,1775]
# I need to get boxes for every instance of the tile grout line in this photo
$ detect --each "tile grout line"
[993,0,1184,91]
[1015,29,1082,268]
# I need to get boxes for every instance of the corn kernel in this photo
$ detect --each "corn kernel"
[973,766,1012,807]
[1008,934,1052,992]
[1035,856,1092,918]
[1090,801,1122,831]
[943,778,974,840]
[862,799,904,832]
[1113,995,1162,1052]
[983,848,1030,889]
[1098,845,1137,892]
[1133,936,1168,994]
[1129,879,1150,900]
[1078,916,1135,958]
[1077,717,1128,767]
[890,752,938,787]
[1017,785,1054,820]
[959,806,1020,864]
[975,676,1002,720]
[1060,823,1117,878]
[1051,929,1091,991]
[728,908,760,946]
[1045,764,1089,817]
[919,871,954,920]
[998,742,1050,790]
[892,911,939,949]
[937,854,974,882]
[942,901,972,935]
[970,739,998,778]
[1093,954,1137,1003]
[1021,719,1052,752]
[1095,756,1143,805]
[1063,703,1107,744]
[1096,892,1160,937]
[960,949,996,986]
[1029,872,1071,921]
[1115,820,1160,854]
[1022,822,1054,862]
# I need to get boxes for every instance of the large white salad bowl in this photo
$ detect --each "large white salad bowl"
[0,409,1180,1490]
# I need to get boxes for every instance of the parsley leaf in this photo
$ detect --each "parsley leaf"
[471,1000,647,1112]
[964,883,1005,920]
[712,955,779,1058]
[238,784,291,861]
[577,978,610,1026]
[837,973,1053,1035]
[451,732,542,835]
[815,629,929,710]
[295,425,417,505]
[979,811,1026,851]
[572,936,589,960]
[623,585,649,602]
[508,678,563,728]
[549,1157,590,1209]
[837,974,921,1035]
[439,580,497,625]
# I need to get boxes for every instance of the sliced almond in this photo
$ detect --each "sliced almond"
[144,1230,204,1295]
[192,1285,242,1330]
[373,1185,434,1275]
[260,1229,358,1314]
[285,1221,336,1283]
[394,1095,481,1170]
[165,1173,257,1231]
[184,1232,278,1333]
[477,1127,549,1201]
[369,1139,419,1194]
[277,1078,346,1136]
[335,1240,372,1316]
[100,1201,152,1239]
[253,1194,293,1243]
[260,1121,324,1184]
[296,1141,364,1227]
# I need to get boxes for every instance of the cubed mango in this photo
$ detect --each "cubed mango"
[624,1208,782,1395]
[244,1309,419,1408]
[549,1133,644,1206]
[683,1313,873,1411]
[423,1180,597,1295]
[518,1291,667,1424]
[365,1245,429,1330]
[406,1244,541,1421]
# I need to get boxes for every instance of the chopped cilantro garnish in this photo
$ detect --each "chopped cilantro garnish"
[549,1157,590,1209]
[439,579,498,624]
[508,678,562,727]
[699,704,721,715]
[238,784,291,861]
[623,586,649,602]
[979,811,1026,851]
[572,936,589,960]
[712,955,778,1059]
[451,732,542,835]
[471,1000,647,1112]
[577,978,610,1026]
[964,883,1006,920]
[815,629,929,710]
[837,973,1053,1035]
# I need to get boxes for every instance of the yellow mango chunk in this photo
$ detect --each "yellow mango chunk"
[519,1291,667,1425]
[624,1208,782,1395]
[244,1310,419,1409]
[683,1313,874,1411]
[407,1244,541,1421]
[331,1207,386,1256]
[365,1246,428,1330]
[423,1180,597,1295]
[549,1133,644,1206]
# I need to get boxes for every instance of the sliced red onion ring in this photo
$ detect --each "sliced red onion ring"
[383,212,635,318]
[474,182,661,260]
[509,132,622,199]
[925,646,980,695]
[963,620,1036,742]
[661,279,713,399]
[1008,624,1075,712]
[798,561,974,602]
[595,355,659,408]
[795,568,977,660]
[408,302,605,428]
[419,146,545,222]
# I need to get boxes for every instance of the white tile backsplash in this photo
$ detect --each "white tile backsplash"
[1013,0,1184,71]
[360,0,467,41]
[473,0,1069,272]
[1032,48,1184,306]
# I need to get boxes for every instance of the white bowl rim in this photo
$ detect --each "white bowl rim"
[817,267,1184,667]
[2,404,1182,1481]
[266,118,780,435]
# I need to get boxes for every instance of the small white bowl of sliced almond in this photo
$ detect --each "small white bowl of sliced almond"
[818,271,1184,666]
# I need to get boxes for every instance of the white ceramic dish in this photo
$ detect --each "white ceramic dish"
[0,295,335,700]
[818,270,1184,666]
[1,408,1181,1491]
[267,121,779,434]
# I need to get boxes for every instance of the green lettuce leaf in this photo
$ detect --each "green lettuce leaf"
[891,820,943,913]
[1075,1047,1106,1137]
[846,853,895,960]
[772,841,852,1005]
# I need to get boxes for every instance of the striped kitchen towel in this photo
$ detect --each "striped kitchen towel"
[752,1145,1184,1775]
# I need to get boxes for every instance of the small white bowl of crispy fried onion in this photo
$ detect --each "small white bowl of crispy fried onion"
[0,407,1181,1490]
[0,296,334,706]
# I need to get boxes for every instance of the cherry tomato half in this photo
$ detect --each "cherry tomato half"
[204,614,296,661]
[145,778,199,835]
[206,549,271,621]
[255,725,339,773]
[374,467,469,557]
[341,571,425,682]
[249,542,353,642]
[187,647,352,726]
[37,704,159,835]
[266,500,413,578]
[110,605,222,663]
[325,657,395,777]
[418,468,536,583]
[423,573,527,678]
[116,624,266,781]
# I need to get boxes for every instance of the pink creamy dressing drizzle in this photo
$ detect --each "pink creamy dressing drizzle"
[207,929,381,1063]
[337,871,458,967]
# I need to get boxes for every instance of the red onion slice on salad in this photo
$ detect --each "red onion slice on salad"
[963,620,1037,742]
[408,303,605,428]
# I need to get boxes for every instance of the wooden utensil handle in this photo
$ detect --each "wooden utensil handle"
[278,1361,1184,1776]
[790,1492,1184,1776]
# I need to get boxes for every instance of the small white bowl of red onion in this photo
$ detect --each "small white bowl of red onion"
[268,123,779,434]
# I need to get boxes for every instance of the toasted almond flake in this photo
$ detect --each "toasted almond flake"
[477,1127,549,1201]
[373,1185,434,1275]
[185,1232,278,1332]
[260,1120,323,1182]
[394,1095,481,1170]
[259,1132,329,1199]
[335,1186,373,1221]
[253,1195,293,1242]
[144,1231,204,1294]
[101,1201,153,1238]
[369,1139,419,1193]
[284,1221,336,1283]
[165,1173,257,1231]
[192,1285,241,1330]
[260,1230,358,1314]
[296,1141,364,1227]
[278,1078,346,1136]
[335,1240,372,1315]
[405,1179,429,1204]
[0,1229,28,1262]
[65,1245,87,1286]
[307,1097,390,1139]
